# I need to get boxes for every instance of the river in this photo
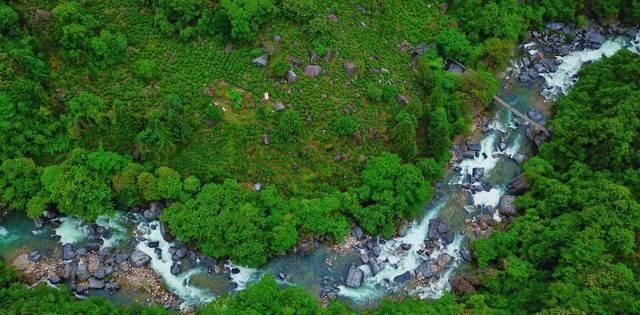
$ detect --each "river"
[1,31,638,310]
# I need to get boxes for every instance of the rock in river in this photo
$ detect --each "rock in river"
[344,264,364,288]
[499,195,517,216]
[394,271,412,283]
[131,249,151,267]
[62,243,76,260]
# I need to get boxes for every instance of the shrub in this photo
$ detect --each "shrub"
[366,83,383,102]
[334,116,357,137]
[132,59,159,82]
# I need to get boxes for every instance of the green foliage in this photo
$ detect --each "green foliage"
[280,0,319,23]
[277,110,303,141]
[352,153,432,236]
[335,116,357,137]
[90,30,128,66]
[183,175,201,194]
[220,0,278,42]
[366,83,383,102]
[0,3,18,33]
[64,92,108,140]
[435,29,478,66]
[0,158,41,211]
[391,112,418,160]
[132,59,159,81]
[200,276,319,314]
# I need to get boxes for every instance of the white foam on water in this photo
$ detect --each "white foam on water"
[96,213,127,248]
[541,38,626,99]
[55,217,89,244]
[457,133,500,184]
[136,221,213,306]
[225,262,259,291]
[473,187,503,208]
[415,234,465,299]
[0,226,7,238]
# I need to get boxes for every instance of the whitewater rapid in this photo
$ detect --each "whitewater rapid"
[542,33,640,99]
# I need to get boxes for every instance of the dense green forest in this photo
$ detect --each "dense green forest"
[0,0,639,313]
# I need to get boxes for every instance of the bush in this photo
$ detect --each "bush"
[90,30,128,66]
[220,0,278,42]
[335,116,357,137]
[132,59,159,81]
[277,110,303,141]
[366,83,383,102]
[280,0,318,22]
[0,3,18,33]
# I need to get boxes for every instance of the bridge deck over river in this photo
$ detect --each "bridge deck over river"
[447,59,551,135]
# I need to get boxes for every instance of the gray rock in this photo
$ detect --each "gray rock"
[252,54,269,66]
[512,153,526,165]
[360,252,369,264]
[62,262,76,280]
[272,101,285,111]
[460,247,473,262]
[344,264,364,288]
[400,243,411,250]
[508,174,530,194]
[286,70,297,83]
[93,266,106,280]
[170,262,181,275]
[394,271,412,283]
[171,247,188,261]
[397,94,410,105]
[147,240,160,248]
[28,251,41,262]
[372,246,381,257]
[88,277,105,289]
[416,261,434,278]
[438,253,452,265]
[48,274,62,284]
[105,281,120,292]
[499,195,517,216]
[304,65,322,77]
[472,167,484,180]
[131,250,151,267]
[586,30,606,45]
[76,262,90,281]
[545,22,565,31]
[368,257,380,276]
[115,253,129,264]
[62,243,76,260]
[352,226,363,239]
[344,61,357,76]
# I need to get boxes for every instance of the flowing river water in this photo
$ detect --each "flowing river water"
[1,33,638,310]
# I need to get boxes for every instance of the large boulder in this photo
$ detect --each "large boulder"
[449,276,476,295]
[499,195,517,216]
[344,264,364,288]
[304,65,322,77]
[286,70,297,83]
[415,261,434,278]
[252,54,269,66]
[343,61,357,76]
[508,174,530,194]
[170,262,181,275]
[62,243,76,260]
[88,277,105,290]
[131,250,151,267]
[393,271,412,283]
[76,262,90,281]
[28,251,41,262]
